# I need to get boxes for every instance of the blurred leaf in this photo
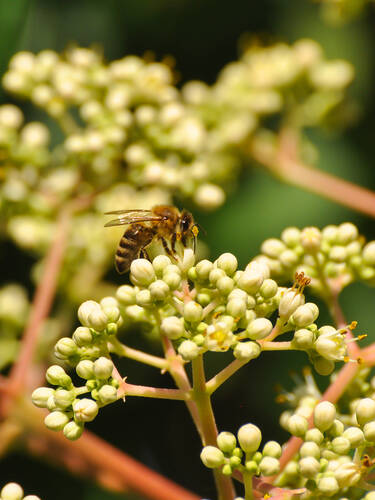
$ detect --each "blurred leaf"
[0,338,19,369]
[0,0,30,75]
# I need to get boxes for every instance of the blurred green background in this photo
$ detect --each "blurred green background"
[2,0,375,498]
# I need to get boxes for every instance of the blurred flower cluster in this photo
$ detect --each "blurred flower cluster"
[315,0,372,24]
[0,482,40,500]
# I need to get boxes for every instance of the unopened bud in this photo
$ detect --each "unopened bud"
[73,398,99,422]
[130,259,156,286]
[200,446,225,468]
[178,340,200,360]
[93,357,114,379]
[262,441,282,458]
[246,318,273,340]
[314,401,336,432]
[237,423,262,453]
[44,410,70,431]
[76,360,95,379]
[355,398,375,426]
[216,253,238,275]
[63,420,84,441]
[233,341,261,361]
[217,432,237,453]
[288,414,308,437]
[32,387,55,408]
[259,456,280,476]
[1,483,24,500]
[46,365,72,388]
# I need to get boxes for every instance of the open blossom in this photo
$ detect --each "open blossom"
[315,326,348,361]
[204,321,236,351]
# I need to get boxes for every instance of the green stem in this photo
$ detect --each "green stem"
[192,355,236,500]
[261,341,294,351]
[206,359,248,395]
[119,382,187,400]
[109,338,168,370]
[243,471,254,500]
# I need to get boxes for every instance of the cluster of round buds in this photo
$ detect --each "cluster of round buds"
[32,355,119,440]
[200,423,281,478]
[279,399,375,497]
[257,222,375,294]
[0,483,41,500]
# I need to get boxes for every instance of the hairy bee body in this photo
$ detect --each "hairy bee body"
[105,205,199,275]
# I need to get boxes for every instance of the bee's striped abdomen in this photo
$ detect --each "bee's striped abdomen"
[115,224,154,274]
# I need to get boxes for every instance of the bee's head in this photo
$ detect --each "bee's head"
[179,210,198,240]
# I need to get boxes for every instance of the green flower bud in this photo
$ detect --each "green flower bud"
[46,395,57,411]
[163,272,182,290]
[233,341,261,361]
[125,305,147,321]
[262,441,282,458]
[24,495,41,500]
[237,269,264,294]
[329,245,347,263]
[78,300,101,327]
[209,268,226,285]
[292,329,315,349]
[290,303,319,328]
[116,285,136,305]
[363,241,375,266]
[279,290,305,319]
[298,457,320,478]
[221,463,233,476]
[178,340,200,360]
[55,337,78,358]
[216,253,238,275]
[355,398,375,426]
[217,276,234,295]
[336,223,358,244]
[246,318,273,340]
[335,462,361,488]
[228,289,247,302]
[200,446,225,468]
[44,410,70,431]
[217,432,237,453]
[259,456,280,476]
[1,483,24,500]
[76,360,95,379]
[183,301,203,323]
[130,259,155,286]
[97,384,118,404]
[54,389,75,409]
[305,428,324,444]
[73,398,99,422]
[72,327,93,346]
[46,365,72,388]
[136,289,152,307]
[331,437,350,455]
[261,238,286,258]
[32,387,55,408]
[229,455,241,468]
[196,260,213,280]
[245,460,258,474]
[101,306,120,323]
[363,492,375,500]
[342,426,364,447]
[63,420,84,441]
[328,419,344,437]
[300,227,321,253]
[363,421,375,442]
[226,298,246,318]
[237,423,262,453]
[279,249,299,268]
[317,475,339,496]
[300,441,320,459]
[100,297,118,309]
[259,279,278,299]
[161,316,184,340]
[179,248,195,273]
[313,357,335,376]
[288,415,308,437]
[314,401,336,432]
[152,255,172,275]
[281,227,301,247]
[93,357,114,379]
[87,309,109,331]
[284,461,299,478]
[149,280,170,300]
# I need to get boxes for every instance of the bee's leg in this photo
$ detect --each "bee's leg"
[193,235,197,254]
[171,232,177,254]
[143,248,151,261]
[161,237,175,259]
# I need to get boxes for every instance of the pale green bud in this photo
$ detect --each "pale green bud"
[116,285,136,305]
[72,326,93,346]
[46,395,57,412]
[298,457,320,478]
[261,238,286,258]
[342,426,364,447]
[245,460,258,474]
[178,340,200,360]
[233,341,261,361]
[100,297,118,309]
[228,289,248,302]
[305,428,324,444]
[246,318,273,340]
[284,461,299,478]
[300,227,321,253]
[97,384,118,404]
[329,246,347,263]
[363,241,375,266]
[313,357,335,376]
[293,329,315,349]
[209,268,226,285]
[46,365,72,387]
[363,492,375,500]
[221,464,233,475]
[194,183,225,210]
[78,300,101,327]
[237,269,264,294]
[200,446,225,468]
[76,360,95,379]
[355,398,375,426]
[32,387,55,408]
[216,253,238,275]
[23,496,41,500]
[262,441,281,458]
[217,276,234,295]
[73,398,99,422]
[229,456,241,468]
[55,337,78,358]
[163,272,181,290]
[54,389,75,409]
[314,401,336,431]
[259,279,278,299]
[179,248,195,273]
[44,410,70,431]
[63,420,84,441]
[183,301,203,323]
[290,303,319,328]
[279,290,305,319]
[125,305,148,321]
[149,280,170,300]
[161,316,185,340]
[328,419,344,437]
[281,227,301,247]
[136,289,152,307]
[237,423,262,453]
[317,476,339,496]
[331,437,350,455]
[226,299,246,318]
[93,357,114,379]
[196,260,213,280]
[130,259,155,286]
[300,441,320,459]
[152,255,172,275]
[279,249,299,268]
[1,483,24,500]
[363,421,375,442]
[217,432,237,453]
[335,462,361,488]
[259,456,280,476]
[101,306,120,323]
[288,415,308,437]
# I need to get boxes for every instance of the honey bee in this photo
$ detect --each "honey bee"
[105,205,199,274]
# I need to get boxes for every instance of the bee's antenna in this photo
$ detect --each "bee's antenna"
[195,223,206,236]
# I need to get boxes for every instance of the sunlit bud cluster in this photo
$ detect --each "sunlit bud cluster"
[0,482,41,500]
[200,424,280,478]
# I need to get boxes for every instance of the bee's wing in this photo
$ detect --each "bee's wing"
[104,209,153,215]
[104,215,163,227]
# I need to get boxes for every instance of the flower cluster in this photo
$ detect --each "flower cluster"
[315,0,372,24]
[257,222,375,296]
[0,483,40,500]
[201,423,280,478]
